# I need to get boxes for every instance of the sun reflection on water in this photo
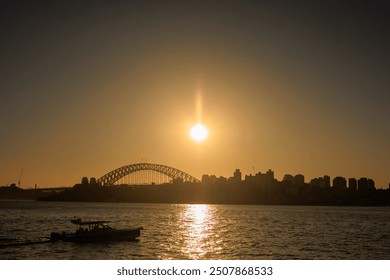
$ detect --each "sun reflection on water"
[180,204,216,259]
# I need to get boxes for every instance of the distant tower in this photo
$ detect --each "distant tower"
[233,169,242,182]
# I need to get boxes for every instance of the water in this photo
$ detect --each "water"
[0,201,389,259]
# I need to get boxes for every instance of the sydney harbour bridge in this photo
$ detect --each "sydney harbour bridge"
[96,163,200,186]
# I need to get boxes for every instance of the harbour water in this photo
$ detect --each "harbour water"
[0,201,389,259]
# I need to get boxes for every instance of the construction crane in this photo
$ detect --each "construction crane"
[18,168,23,188]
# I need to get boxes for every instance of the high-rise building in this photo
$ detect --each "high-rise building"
[348,178,357,191]
[245,169,275,186]
[310,176,329,188]
[368,179,375,190]
[81,177,89,185]
[90,177,97,185]
[283,174,294,184]
[358,177,368,191]
[201,174,211,184]
[294,174,305,185]
[266,169,274,181]
[333,176,347,188]
[324,175,331,188]
[233,169,242,182]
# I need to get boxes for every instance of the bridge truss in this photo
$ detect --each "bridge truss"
[97,163,200,186]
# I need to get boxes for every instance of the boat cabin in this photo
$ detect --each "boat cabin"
[71,219,113,233]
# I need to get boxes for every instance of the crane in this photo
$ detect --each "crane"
[18,168,23,188]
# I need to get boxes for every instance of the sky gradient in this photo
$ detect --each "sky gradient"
[1,0,389,188]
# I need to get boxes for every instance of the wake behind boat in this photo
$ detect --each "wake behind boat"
[50,218,143,243]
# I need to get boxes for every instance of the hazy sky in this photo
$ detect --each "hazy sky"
[1,0,389,188]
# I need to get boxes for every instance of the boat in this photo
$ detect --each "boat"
[50,218,143,243]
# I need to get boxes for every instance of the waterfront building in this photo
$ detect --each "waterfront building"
[294,174,305,185]
[323,175,331,188]
[81,177,89,185]
[283,174,294,184]
[368,179,375,190]
[244,169,275,187]
[90,177,97,185]
[201,175,211,184]
[358,177,369,191]
[233,169,242,182]
[348,178,357,191]
[333,176,347,188]
[310,176,327,188]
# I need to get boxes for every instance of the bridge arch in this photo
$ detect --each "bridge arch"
[97,163,200,186]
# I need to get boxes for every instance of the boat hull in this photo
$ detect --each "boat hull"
[51,228,142,243]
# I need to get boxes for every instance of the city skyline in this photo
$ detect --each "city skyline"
[1,1,389,188]
[3,162,385,190]
[2,162,388,206]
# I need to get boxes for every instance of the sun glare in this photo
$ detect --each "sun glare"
[189,123,208,142]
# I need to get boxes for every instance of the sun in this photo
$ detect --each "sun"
[189,123,208,142]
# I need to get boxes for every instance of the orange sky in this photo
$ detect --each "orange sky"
[0,1,389,188]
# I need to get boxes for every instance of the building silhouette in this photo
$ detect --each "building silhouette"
[358,177,368,192]
[294,174,305,185]
[233,169,242,183]
[333,176,347,189]
[324,175,331,188]
[349,178,357,191]
[368,179,375,190]
[245,169,275,187]
[311,176,330,188]
[28,166,390,206]
[283,174,294,184]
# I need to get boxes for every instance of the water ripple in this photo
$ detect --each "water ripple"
[0,201,390,259]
